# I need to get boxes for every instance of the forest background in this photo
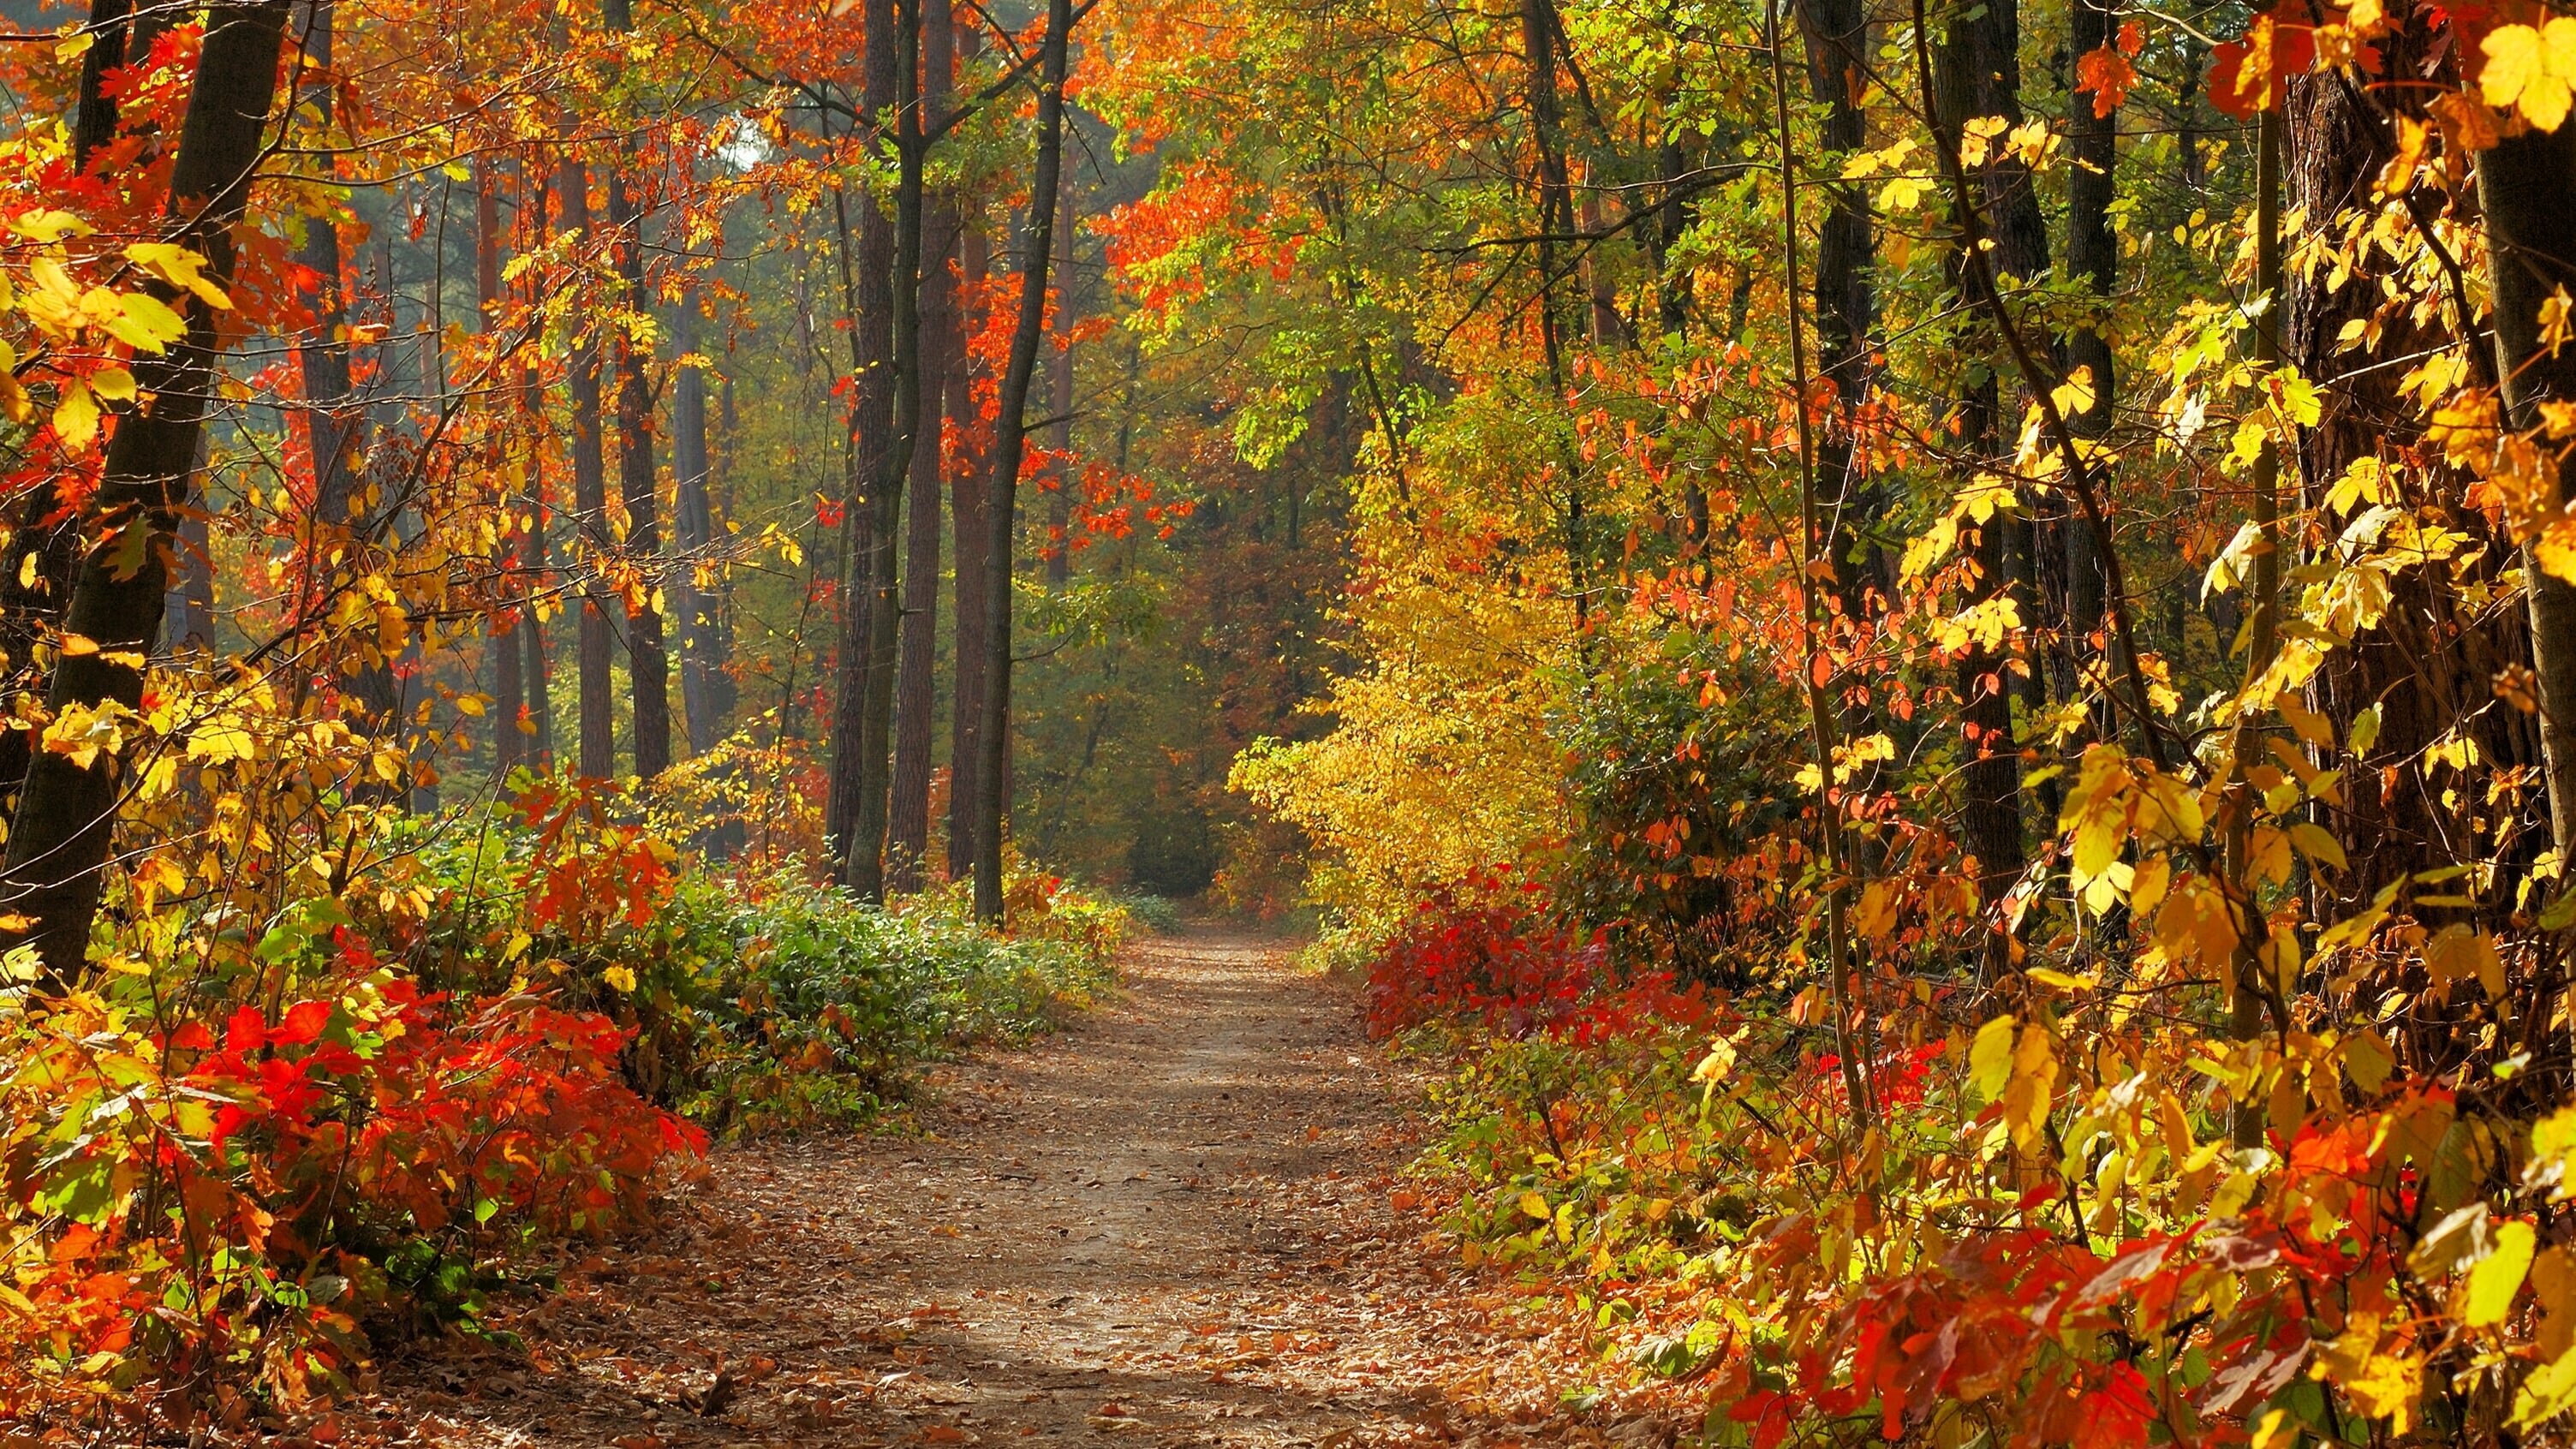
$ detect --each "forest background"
[10,0,2576,1442]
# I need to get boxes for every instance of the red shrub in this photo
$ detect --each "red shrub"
[1368,870,1708,1040]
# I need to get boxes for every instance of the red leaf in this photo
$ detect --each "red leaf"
[274,999,331,1047]
[224,1005,268,1054]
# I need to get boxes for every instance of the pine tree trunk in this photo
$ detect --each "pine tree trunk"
[974,0,1075,923]
[0,0,292,985]
[522,154,556,770]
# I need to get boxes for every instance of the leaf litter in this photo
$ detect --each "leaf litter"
[356,933,1685,1449]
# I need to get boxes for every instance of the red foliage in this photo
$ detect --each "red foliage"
[1366,870,1708,1041]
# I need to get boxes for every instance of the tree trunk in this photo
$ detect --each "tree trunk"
[2484,125,2576,856]
[1045,180,1077,589]
[1793,0,1879,611]
[674,301,729,755]
[599,0,667,779]
[1928,0,2030,968]
[891,1,958,891]
[483,159,526,776]
[522,154,556,769]
[0,0,292,985]
[0,0,184,807]
[824,38,902,884]
[948,219,991,882]
[564,155,616,779]
[973,0,1076,923]
[2062,0,2116,694]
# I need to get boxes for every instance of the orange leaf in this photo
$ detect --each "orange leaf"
[2077,43,2138,116]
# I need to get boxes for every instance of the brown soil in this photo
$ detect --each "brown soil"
[361,931,1662,1449]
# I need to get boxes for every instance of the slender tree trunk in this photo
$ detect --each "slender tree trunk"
[2485,126,2576,855]
[2063,0,2116,694]
[947,220,992,882]
[1929,0,2029,972]
[1045,180,1077,589]
[564,155,616,778]
[675,302,722,754]
[891,2,958,891]
[825,49,902,883]
[602,0,668,778]
[838,0,925,900]
[1792,0,1879,610]
[483,160,526,776]
[0,0,158,808]
[973,0,1076,922]
[1,0,291,984]
[522,154,556,769]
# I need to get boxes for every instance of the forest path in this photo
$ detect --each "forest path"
[376,930,1623,1449]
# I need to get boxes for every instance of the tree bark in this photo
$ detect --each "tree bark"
[2484,124,2576,856]
[675,301,733,754]
[1928,0,2030,969]
[483,160,526,776]
[1045,180,1077,589]
[0,0,292,984]
[1792,0,1879,611]
[564,155,616,779]
[2063,0,2117,687]
[948,219,991,882]
[824,37,902,885]
[973,0,1076,923]
[600,0,668,779]
[0,0,184,808]
[891,2,959,891]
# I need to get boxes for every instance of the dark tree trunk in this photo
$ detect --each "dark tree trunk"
[2270,41,2537,922]
[891,2,958,892]
[825,33,903,886]
[1045,177,1076,590]
[974,0,1076,923]
[2484,125,2576,856]
[0,0,292,985]
[0,0,182,806]
[838,0,925,900]
[564,156,616,778]
[947,219,991,882]
[484,161,527,776]
[522,155,556,770]
[1929,0,2031,965]
[2062,0,2117,735]
[602,0,667,778]
[674,302,724,754]
[1792,0,1879,612]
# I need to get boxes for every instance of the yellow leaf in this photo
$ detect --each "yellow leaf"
[2002,1023,2059,1150]
[1518,1191,1550,1221]
[51,379,97,450]
[603,963,638,993]
[2466,1219,2536,1327]
[1969,1014,2016,1100]
[86,365,135,402]
[2289,821,2347,872]
[456,693,486,718]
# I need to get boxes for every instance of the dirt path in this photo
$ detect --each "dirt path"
[371,931,1643,1449]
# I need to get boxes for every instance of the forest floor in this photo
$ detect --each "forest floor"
[358,930,1671,1449]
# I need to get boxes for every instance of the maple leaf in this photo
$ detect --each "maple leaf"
[2075,43,2137,118]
